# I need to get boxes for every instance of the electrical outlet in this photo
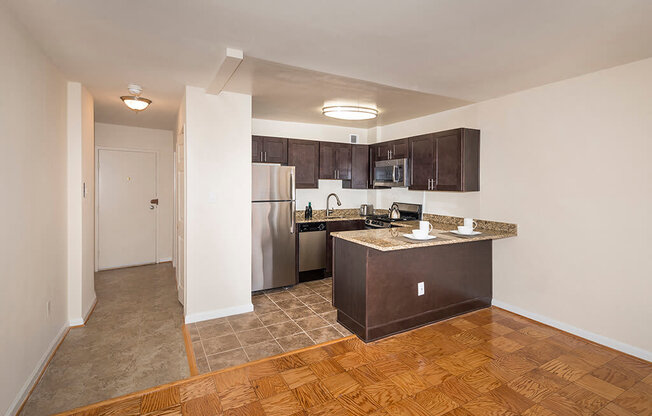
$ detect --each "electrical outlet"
[417,282,425,296]
[46,300,51,318]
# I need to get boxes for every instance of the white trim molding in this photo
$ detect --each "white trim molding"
[185,303,253,324]
[5,324,68,416]
[492,299,652,362]
[158,257,172,263]
[69,294,97,327]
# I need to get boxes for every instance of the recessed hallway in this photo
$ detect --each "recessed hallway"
[21,263,189,416]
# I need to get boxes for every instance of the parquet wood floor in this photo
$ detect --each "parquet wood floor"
[54,307,652,416]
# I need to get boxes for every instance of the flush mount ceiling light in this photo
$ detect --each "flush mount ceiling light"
[120,84,152,112]
[322,105,378,120]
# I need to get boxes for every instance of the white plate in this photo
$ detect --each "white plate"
[450,230,482,236]
[403,233,437,241]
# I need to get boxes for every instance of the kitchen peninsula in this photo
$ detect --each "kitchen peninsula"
[331,215,517,342]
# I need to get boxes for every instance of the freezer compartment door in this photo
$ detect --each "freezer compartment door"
[252,201,296,291]
[252,164,295,201]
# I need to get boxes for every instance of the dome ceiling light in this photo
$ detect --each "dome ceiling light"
[120,84,152,112]
[322,105,378,121]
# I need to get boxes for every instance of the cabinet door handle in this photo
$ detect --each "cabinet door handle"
[260,152,263,161]
[264,152,267,161]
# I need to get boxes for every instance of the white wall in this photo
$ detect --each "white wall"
[374,58,652,358]
[252,118,373,210]
[0,5,69,414]
[95,122,175,263]
[67,82,96,325]
[184,87,253,322]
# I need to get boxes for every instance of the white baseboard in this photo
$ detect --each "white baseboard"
[68,294,97,326]
[5,324,68,416]
[492,299,652,362]
[185,303,253,324]
[158,257,172,263]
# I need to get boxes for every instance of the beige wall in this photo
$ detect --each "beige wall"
[373,58,652,359]
[184,87,253,322]
[67,82,96,325]
[95,122,175,263]
[0,5,69,414]
[252,118,372,210]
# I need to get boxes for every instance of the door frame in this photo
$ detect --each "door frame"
[95,146,160,271]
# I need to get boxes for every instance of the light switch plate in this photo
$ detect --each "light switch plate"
[418,282,425,296]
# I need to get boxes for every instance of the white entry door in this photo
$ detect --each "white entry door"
[98,149,158,270]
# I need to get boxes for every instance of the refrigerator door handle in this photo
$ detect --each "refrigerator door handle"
[290,200,296,234]
[290,170,296,201]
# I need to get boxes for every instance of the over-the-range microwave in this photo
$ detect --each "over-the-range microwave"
[373,158,410,188]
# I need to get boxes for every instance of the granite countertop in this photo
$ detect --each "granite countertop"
[296,208,386,224]
[331,215,517,252]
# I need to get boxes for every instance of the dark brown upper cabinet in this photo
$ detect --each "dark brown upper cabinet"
[409,128,479,192]
[391,139,409,159]
[319,142,351,180]
[252,135,288,164]
[343,144,369,189]
[408,134,434,191]
[288,139,320,188]
[252,136,263,162]
[373,138,408,161]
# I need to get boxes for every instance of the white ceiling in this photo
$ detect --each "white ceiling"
[6,0,652,130]
[224,58,470,127]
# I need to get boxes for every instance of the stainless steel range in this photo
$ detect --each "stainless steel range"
[364,202,422,228]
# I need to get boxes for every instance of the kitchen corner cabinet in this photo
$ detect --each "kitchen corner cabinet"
[343,144,369,189]
[252,135,288,164]
[409,128,480,192]
[288,139,320,188]
[319,142,351,180]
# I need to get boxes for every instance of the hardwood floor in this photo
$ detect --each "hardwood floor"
[54,307,652,416]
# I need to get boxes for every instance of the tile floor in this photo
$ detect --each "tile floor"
[188,277,351,373]
[21,263,189,416]
[57,307,652,416]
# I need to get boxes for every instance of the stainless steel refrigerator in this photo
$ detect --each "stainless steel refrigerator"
[252,164,296,291]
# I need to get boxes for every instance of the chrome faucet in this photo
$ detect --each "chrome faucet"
[326,193,342,217]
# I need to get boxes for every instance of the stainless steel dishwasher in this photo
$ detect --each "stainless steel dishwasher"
[298,222,326,276]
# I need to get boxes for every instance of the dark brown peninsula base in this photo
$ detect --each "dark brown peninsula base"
[333,238,492,342]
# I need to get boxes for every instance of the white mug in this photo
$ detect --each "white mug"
[463,218,477,230]
[419,220,433,234]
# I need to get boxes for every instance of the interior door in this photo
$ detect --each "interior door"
[176,133,185,304]
[98,149,157,270]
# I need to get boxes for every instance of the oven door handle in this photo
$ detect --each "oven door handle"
[392,165,397,182]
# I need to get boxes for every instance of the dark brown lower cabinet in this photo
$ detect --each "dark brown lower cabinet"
[333,238,492,342]
[325,220,365,276]
[287,139,320,188]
